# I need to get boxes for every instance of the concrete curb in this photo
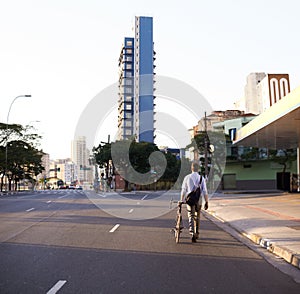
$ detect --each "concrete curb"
[204,210,300,271]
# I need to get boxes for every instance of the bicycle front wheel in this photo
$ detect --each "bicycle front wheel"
[175,215,182,243]
[175,229,180,243]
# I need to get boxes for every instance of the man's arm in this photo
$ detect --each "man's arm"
[180,175,188,202]
[203,193,209,203]
[180,193,185,202]
[201,176,209,210]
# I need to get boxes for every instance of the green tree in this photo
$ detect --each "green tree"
[111,140,163,191]
[269,148,297,190]
[158,151,179,182]
[0,123,44,191]
[0,123,41,147]
[6,140,44,191]
[93,142,112,179]
[186,131,227,191]
[269,149,297,174]
[93,139,182,191]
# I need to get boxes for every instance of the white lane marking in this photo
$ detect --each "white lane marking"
[141,194,148,201]
[109,224,120,233]
[46,280,67,294]
[98,193,107,198]
[129,208,134,213]
[26,208,35,212]
[58,195,67,199]
[47,201,52,204]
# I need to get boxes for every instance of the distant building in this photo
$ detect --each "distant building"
[244,72,266,114]
[71,136,93,185]
[189,110,256,162]
[159,146,185,159]
[50,159,77,185]
[41,153,50,178]
[117,16,155,143]
[36,153,50,189]
[257,74,290,113]
[195,110,255,133]
[243,72,290,114]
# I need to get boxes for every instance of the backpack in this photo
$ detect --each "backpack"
[185,175,203,206]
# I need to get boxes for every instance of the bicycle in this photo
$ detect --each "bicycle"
[172,201,184,243]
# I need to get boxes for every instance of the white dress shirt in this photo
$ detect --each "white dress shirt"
[181,172,207,198]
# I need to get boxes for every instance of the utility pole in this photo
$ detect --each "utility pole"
[100,135,111,179]
[204,111,208,177]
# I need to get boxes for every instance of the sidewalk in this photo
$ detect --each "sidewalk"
[204,191,300,270]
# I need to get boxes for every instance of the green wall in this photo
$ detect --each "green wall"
[224,159,297,180]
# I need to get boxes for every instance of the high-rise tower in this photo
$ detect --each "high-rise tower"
[117,37,135,140]
[71,136,92,184]
[117,16,155,143]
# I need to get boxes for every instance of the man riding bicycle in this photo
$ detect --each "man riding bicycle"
[180,161,209,243]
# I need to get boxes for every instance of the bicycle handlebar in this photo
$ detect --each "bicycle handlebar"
[169,200,186,209]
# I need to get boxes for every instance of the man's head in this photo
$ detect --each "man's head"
[191,161,200,172]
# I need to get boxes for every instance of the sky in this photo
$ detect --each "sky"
[1,0,300,159]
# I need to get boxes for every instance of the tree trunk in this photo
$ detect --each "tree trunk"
[281,163,287,191]
[0,174,4,192]
[124,179,130,192]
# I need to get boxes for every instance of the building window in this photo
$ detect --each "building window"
[125,79,132,86]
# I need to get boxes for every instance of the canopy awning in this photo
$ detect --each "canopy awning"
[233,86,300,150]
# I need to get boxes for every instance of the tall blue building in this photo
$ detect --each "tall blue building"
[117,16,155,143]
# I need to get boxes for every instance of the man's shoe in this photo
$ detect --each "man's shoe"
[195,232,199,239]
[192,235,197,243]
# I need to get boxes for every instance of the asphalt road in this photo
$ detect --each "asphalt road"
[0,190,299,293]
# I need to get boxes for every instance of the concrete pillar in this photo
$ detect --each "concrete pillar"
[298,143,300,192]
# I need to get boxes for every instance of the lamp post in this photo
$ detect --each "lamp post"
[5,95,31,192]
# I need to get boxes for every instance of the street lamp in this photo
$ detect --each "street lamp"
[5,95,31,192]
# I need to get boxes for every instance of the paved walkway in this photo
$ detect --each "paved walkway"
[204,191,300,270]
